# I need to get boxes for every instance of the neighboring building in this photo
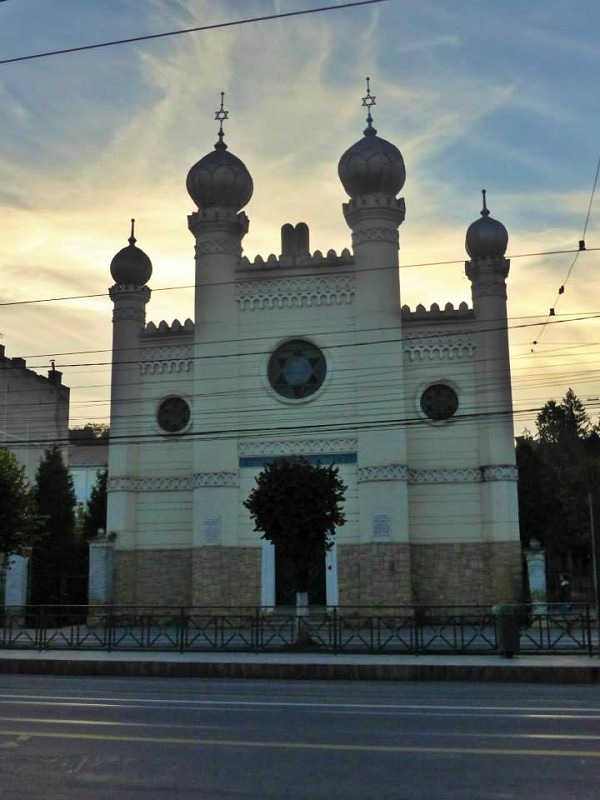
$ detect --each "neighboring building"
[106,89,521,608]
[0,345,69,481]
[69,442,108,520]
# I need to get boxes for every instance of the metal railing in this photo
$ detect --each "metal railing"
[0,603,596,655]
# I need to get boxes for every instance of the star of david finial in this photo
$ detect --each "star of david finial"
[214,91,229,150]
[361,76,377,136]
[481,189,490,217]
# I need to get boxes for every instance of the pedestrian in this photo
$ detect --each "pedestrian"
[558,572,572,615]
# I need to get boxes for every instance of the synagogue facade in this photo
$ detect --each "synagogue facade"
[104,88,521,608]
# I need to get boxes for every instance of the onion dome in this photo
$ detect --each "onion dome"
[186,92,253,211]
[110,219,153,285]
[465,190,509,260]
[338,78,406,199]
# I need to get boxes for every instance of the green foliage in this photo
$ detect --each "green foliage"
[69,424,109,445]
[83,469,107,539]
[244,457,346,593]
[518,389,596,557]
[0,448,41,561]
[30,445,81,603]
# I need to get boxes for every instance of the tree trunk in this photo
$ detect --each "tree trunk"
[294,590,311,646]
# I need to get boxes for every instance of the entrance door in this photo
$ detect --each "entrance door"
[274,545,326,606]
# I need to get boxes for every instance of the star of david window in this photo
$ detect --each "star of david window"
[268,340,326,400]
[157,396,191,433]
[420,383,459,421]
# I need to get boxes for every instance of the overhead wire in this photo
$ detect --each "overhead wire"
[0,1,389,65]
[532,154,600,346]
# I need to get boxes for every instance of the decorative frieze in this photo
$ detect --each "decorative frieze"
[193,472,238,488]
[108,476,193,492]
[404,332,474,362]
[357,464,408,482]
[237,275,355,311]
[352,227,399,246]
[195,238,242,257]
[111,306,147,323]
[108,472,239,492]
[408,466,517,484]
[140,344,194,376]
[239,438,358,457]
[482,465,518,482]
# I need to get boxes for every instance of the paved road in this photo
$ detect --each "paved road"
[0,675,599,799]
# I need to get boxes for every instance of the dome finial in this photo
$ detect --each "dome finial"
[214,91,229,151]
[481,189,490,218]
[362,76,377,137]
[129,218,136,245]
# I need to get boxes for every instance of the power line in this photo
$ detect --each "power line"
[0,1,389,66]
[1,246,597,309]
[532,154,600,346]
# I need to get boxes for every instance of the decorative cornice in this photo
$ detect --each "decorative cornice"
[140,344,194,376]
[237,275,355,311]
[465,258,510,300]
[404,332,475,362]
[239,438,358,457]
[358,464,408,482]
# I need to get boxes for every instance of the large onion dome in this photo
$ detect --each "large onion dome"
[465,190,509,260]
[110,220,152,285]
[338,78,405,199]
[338,128,406,199]
[186,129,253,211]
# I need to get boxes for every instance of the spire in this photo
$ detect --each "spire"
[214,91,229,151]
[361,76,377,137]
[128,218,136,246]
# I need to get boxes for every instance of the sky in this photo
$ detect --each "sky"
[0,0,598,435]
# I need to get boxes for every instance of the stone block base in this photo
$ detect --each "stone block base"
[192,547,261,607]
[410,540,522,605]
[113,547,261,607]
[337,543,412,607]
[114,549,192,607]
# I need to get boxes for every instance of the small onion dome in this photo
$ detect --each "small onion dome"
[110,220,153,285]
[465,191,508,259]
[186,132,253,211]
[338,125,406,199]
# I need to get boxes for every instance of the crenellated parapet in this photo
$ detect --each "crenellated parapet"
[143,318,194,337]
[401,301,472,321]
[238,247,353,272]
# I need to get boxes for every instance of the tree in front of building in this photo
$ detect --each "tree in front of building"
[0,448,40,563]
[83,469,107,539]
[244,457,346,623]
[30,445,82,604]
[516,389,598,599]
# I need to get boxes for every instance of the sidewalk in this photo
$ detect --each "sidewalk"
[0,648,598,683]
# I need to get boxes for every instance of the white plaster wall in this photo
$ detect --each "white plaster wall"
[408,483,482,542]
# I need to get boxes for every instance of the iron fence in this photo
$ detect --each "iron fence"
[0,603,596,655]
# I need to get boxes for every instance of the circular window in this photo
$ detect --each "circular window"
[157,396,191,433]
[268,339,326,400]
[420,383,459,421]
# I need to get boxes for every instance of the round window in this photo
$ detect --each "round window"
[420,383,459,421]
[268,339,326,400]
[157,396,191,433]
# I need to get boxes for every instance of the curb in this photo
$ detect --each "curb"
[0,658,599,683]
